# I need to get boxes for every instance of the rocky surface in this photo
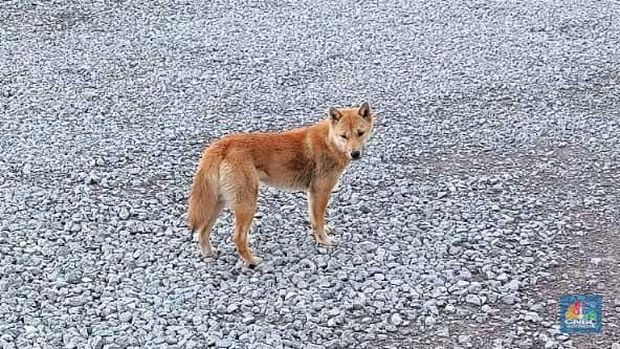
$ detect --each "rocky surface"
[1,0,619,348]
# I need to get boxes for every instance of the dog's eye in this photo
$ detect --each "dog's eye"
[358,131,365,137]
[341,134,348,139]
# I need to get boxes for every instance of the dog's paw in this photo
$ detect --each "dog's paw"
[316,235,337,247]
[200,244,218,258]
[246,256,263,269]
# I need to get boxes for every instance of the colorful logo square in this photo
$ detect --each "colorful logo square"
[559,294,602,334]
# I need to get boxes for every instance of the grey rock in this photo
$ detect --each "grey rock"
[424,316,436,326]
[502,294,518,305]
[467,282,482,294]
[216,338,232,348]
[465,295,482,306]
[119,207,130,220]
[385,324,398,332]
[390,313,403,326]
[505,279,520,292]
[89,336,104,349]
[227,304,239,313]
[524,311,541,323]
[119,312,133,323]
[326,308,341,317]
[458,335,471,344]
[242,314,256,325]
[449,246,462,255]
[590,257,602,266]
[496,273,509,282]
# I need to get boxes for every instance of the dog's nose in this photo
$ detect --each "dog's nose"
[351,150,361,160]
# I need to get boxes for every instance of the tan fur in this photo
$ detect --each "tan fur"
[187,102,374,267]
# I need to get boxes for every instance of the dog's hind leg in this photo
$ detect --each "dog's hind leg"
[198,200,224,258]
[231,199,260,268]
[220,159,262,268]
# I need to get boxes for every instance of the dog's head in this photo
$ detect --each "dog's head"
[327,102,374,160]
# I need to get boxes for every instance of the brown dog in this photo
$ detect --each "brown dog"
[187,102,375,267]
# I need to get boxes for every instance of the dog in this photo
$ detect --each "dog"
[187,102,375,268]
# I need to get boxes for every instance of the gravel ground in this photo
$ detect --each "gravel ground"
[1,0,619,348]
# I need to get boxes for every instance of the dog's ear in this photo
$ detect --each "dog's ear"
[358,101,372,120]
[328,107,342,122]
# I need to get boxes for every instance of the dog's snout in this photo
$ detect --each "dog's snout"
[351,150,361,160]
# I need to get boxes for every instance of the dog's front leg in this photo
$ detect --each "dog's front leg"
[308,179,336,246]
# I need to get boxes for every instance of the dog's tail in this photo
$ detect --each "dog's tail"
[187,150,221,234]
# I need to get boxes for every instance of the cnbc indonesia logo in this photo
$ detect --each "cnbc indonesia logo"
[560,294,602,334]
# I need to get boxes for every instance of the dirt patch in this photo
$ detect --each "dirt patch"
[414,145,619,347]
[532,217,620,348]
